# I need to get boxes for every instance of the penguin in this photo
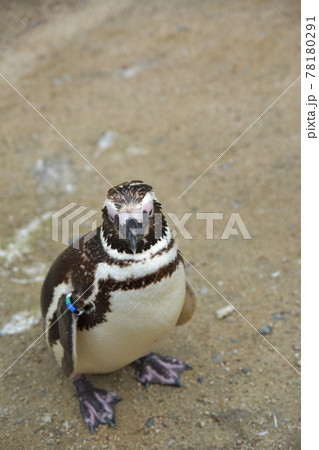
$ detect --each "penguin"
[41,180,197,433]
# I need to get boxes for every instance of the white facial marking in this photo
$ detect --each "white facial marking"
[104,199,117,222]
[103,191,157,225]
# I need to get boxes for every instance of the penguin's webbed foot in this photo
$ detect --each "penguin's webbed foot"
[72,374,122,433]
[135,352,192,387]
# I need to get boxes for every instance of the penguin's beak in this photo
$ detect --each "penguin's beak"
[126,218,141,254]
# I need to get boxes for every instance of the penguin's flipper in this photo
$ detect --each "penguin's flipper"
[56,293,78,377]
[72,374,122,433]
[136,352,192,387]
[176,277,197,326]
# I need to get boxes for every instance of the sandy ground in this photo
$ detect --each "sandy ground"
[0,1,300,448]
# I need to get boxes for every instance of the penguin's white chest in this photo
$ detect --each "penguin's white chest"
[74,262,186,374]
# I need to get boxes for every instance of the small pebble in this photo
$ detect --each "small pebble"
[125,146,149,156]
[232,200,242,208]
[30,132,39,141]
[197,376,205,383]
[257,431,269,436]
[177,24,187,31]
[258,325,272,335]
[42,413,52,423]
[16,419,23,424]
[54,74,71,85]
[61,420,69,432]
[241,367,251,375]
[221,162,232,169]
[145,417,155,428]
[213,354,223,364]
[97,130,117,151]
[232,349,238,354]
[271,271,280,278]
[231,338,239,343]
[216,305,235,320]
[200,287,209,294]
[272,313,285,321]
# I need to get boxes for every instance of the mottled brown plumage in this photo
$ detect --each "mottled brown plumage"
[107,180,153,209]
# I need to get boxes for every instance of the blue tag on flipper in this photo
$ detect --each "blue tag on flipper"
[65,293,84,315]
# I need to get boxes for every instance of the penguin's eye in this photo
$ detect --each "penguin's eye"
[110,214,119,224]
[145,208,154,217]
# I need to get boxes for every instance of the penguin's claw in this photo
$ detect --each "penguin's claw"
[72,374,121,433]
[135,352,192,387]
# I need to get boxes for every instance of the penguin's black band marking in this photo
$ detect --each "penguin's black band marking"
[99,232,174,266]
[103,252,182,292]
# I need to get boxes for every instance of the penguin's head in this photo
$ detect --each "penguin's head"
[102,180,167,254]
